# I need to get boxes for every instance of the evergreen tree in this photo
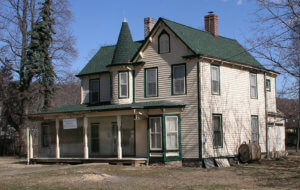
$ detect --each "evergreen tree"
[25,0,56,110]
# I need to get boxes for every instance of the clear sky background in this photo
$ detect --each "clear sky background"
[69,0,286,93]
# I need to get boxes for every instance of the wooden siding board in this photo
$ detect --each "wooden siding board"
[135,25,199,158]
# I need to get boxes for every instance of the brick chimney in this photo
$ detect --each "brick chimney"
[205,12,218,37]
[144,17,156,38]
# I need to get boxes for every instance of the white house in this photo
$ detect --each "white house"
[30,13,285,165]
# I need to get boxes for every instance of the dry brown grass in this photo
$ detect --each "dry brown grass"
[0,151,299,190]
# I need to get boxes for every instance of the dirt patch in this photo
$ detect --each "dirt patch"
[81,173,121,182]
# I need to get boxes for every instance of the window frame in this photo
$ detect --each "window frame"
[158,30,170,54]
[211,64,220,95]
[266,79,271,92]
[250,73,258,99]
[171,63,187,95]
[91,123,100,153]
[41,124,50,148]
[118,71,129,99]
[251,115,259,144]
[149,117,162,151]
[165,116,179,150]
[144,67,158,97]
[212,114,223,149]
[89,78,100,104]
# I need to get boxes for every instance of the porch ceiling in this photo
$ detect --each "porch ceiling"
[30,101,185,117]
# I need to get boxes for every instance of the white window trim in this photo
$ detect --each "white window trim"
[165,116,179,150]
[149,117,162,150]
[119,72,128,98]
[251,116,259,143]
[211,65,220,95]
[173,65,186,95]
[146,68,158,97]
[250,73,257,99]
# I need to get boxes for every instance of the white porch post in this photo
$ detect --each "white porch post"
[117,115,122,159]
[26,127,30,165]
[29,131,33,159]
[55,118,60,159]
[83,116,89,159]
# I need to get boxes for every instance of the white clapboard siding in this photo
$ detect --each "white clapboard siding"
[266,76,277,113]
[200,61,267,158]
[100,73,111,102]
[135,24,199,158]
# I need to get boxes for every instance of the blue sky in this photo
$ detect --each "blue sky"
[70,0,259,71]
[69,0,288,95]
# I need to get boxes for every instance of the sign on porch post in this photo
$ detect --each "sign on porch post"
[63,118,78,129]
[117,115,122,159]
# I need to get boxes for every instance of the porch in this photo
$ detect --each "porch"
[30,157,148,166]
[28,101,185,165]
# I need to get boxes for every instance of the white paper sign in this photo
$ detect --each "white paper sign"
[63,118,77,129]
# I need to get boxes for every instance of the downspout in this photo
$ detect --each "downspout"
[197,61,202,160]
[264,72,269,157]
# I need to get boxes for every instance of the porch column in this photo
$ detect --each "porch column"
[117,115,122,159]
[30,131,33,159]
[55,118,60,159]
[83,116,89,159]
[26,127,30,165]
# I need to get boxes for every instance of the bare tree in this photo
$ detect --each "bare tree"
[249,0,299,151]
[0,0,77,155]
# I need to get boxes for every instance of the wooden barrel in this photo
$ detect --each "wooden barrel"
[238,142,261,163]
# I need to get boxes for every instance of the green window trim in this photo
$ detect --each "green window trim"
[144,67,158,98]
[211,64,220,95]
[212,114,223,149]
[171,63,187,95]
[251,115,259,144]
[266,79,271,92]
[158,30,170,54]
[147,114,182,162]
[89,78,100,104]
[118,71,129,99]
[250,73,258,99]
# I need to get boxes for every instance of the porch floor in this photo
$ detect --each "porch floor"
[30,157,148,166]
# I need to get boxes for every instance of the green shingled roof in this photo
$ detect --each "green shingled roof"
[36,101,185,115]
[77,41,142,76]
[78,17,264,77]
[161,18,264,69]
[111,20,137,65]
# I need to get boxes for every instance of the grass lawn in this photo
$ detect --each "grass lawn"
[0,151,299,190]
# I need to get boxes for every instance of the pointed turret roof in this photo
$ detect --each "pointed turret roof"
[111,19,136,64]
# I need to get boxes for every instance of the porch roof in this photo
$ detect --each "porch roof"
[33,101,185,116]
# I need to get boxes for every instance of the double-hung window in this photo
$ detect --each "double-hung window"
[172,64,186,95]
[250,73,257,98]
[89,79,100,104]
[119,71,128,98]
[266,79,271,92]
[213,114,223,148]
[145,68,158,97]
[149,117,162,150]
[165,116,179,150]
[42,124,50,147]
[211,65,220,95]
[251,116,259,143]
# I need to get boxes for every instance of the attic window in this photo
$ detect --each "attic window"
[158,30,170,54]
